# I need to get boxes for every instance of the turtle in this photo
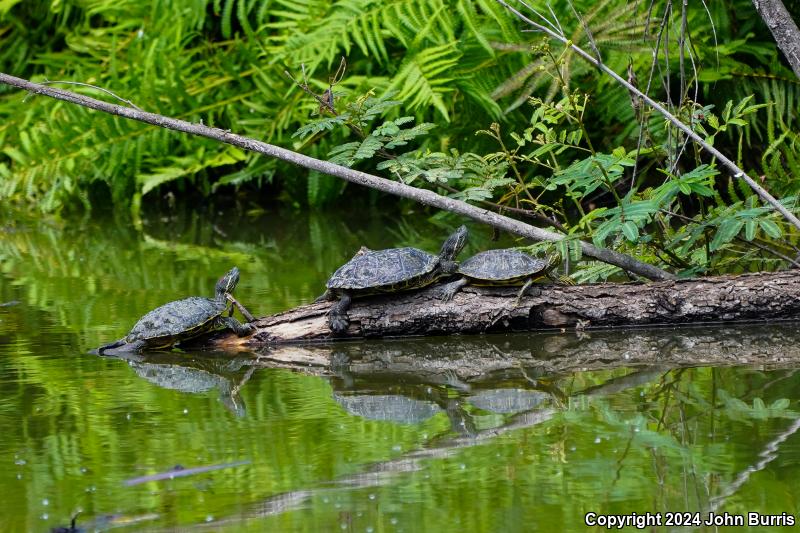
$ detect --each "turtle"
[437,249,559,304]
[317,225,468,334]
[97,267,255,354]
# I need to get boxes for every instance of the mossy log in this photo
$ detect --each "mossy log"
[212,270,800,349]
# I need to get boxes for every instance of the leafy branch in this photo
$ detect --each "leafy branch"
[0,72,675,281]
[495,0,800,234]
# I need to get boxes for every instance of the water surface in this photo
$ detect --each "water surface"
[1,209,799,532]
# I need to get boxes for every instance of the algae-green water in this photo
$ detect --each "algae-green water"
[1,208,799,532]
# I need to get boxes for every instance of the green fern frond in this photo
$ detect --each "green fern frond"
[388,42,462,120]
[267,0,458,69]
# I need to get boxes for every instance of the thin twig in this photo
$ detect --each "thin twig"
[496,0,800,234]
[0,72,676,281]
[632,4,672,188]
[679,0,687,104]
[745,237,800,269]
[38,80,142,110]
[565,0,601,65]
[664,2,675,173]
[664,0,703,175]
[518,0,563,36]
[699,0,720,71]
[283,68,336,115]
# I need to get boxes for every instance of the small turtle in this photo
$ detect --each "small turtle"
[438,249,559,304]
[317,225,468,334]
[97,267,255,354]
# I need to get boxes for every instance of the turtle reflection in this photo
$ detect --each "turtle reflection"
[328,346,561,436]
[469,388,549,414]
[115,353,256,417]
[333,393,442,424]
[332,389,478,437]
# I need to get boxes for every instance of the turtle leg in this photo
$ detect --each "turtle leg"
[328,292,352,334]
[314,289,335,304]
[226,293,256,322]
[437,277,469,302]
[217,316,256,336]
[514,278,538,306]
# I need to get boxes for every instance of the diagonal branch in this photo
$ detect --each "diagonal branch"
[751,0,800,80]
[496,0,800,234]
[0,72,674,281]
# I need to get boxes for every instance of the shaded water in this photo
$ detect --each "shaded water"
[1,209,800,532]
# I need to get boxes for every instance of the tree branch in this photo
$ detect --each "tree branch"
[496,0,800,234]
[0,72,675,281]
[751,0,800,80]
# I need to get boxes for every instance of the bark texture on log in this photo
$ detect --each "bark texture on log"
[752,0,800,79]
[212,270,800,348]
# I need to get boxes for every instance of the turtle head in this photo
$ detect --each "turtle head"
[215,267,241,299]
[438,225,468,273]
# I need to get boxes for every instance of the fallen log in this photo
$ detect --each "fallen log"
[212,270,800,348]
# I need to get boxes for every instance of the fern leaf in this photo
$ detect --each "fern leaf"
[388,42,461,120]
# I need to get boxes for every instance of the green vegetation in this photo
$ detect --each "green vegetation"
[1,0,799,278]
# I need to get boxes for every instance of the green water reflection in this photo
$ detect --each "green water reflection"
[1,209,799,532]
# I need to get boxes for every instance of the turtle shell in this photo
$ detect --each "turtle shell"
[125,296,227,346]
[326,247,440,292]
[458,249,550,283]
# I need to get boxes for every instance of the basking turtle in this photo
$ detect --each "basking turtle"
[438,249,559,304]
[318,225,468,334]
[98,267,255,354]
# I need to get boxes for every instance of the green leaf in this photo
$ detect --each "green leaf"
[771,399,791,410]
[139,166,187,196]
[353,136,385,161]
[759,219,782,239]
[593,218,621,246]
[710,219,743,251]
[744,219,756,241]
[621,221,639,241]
